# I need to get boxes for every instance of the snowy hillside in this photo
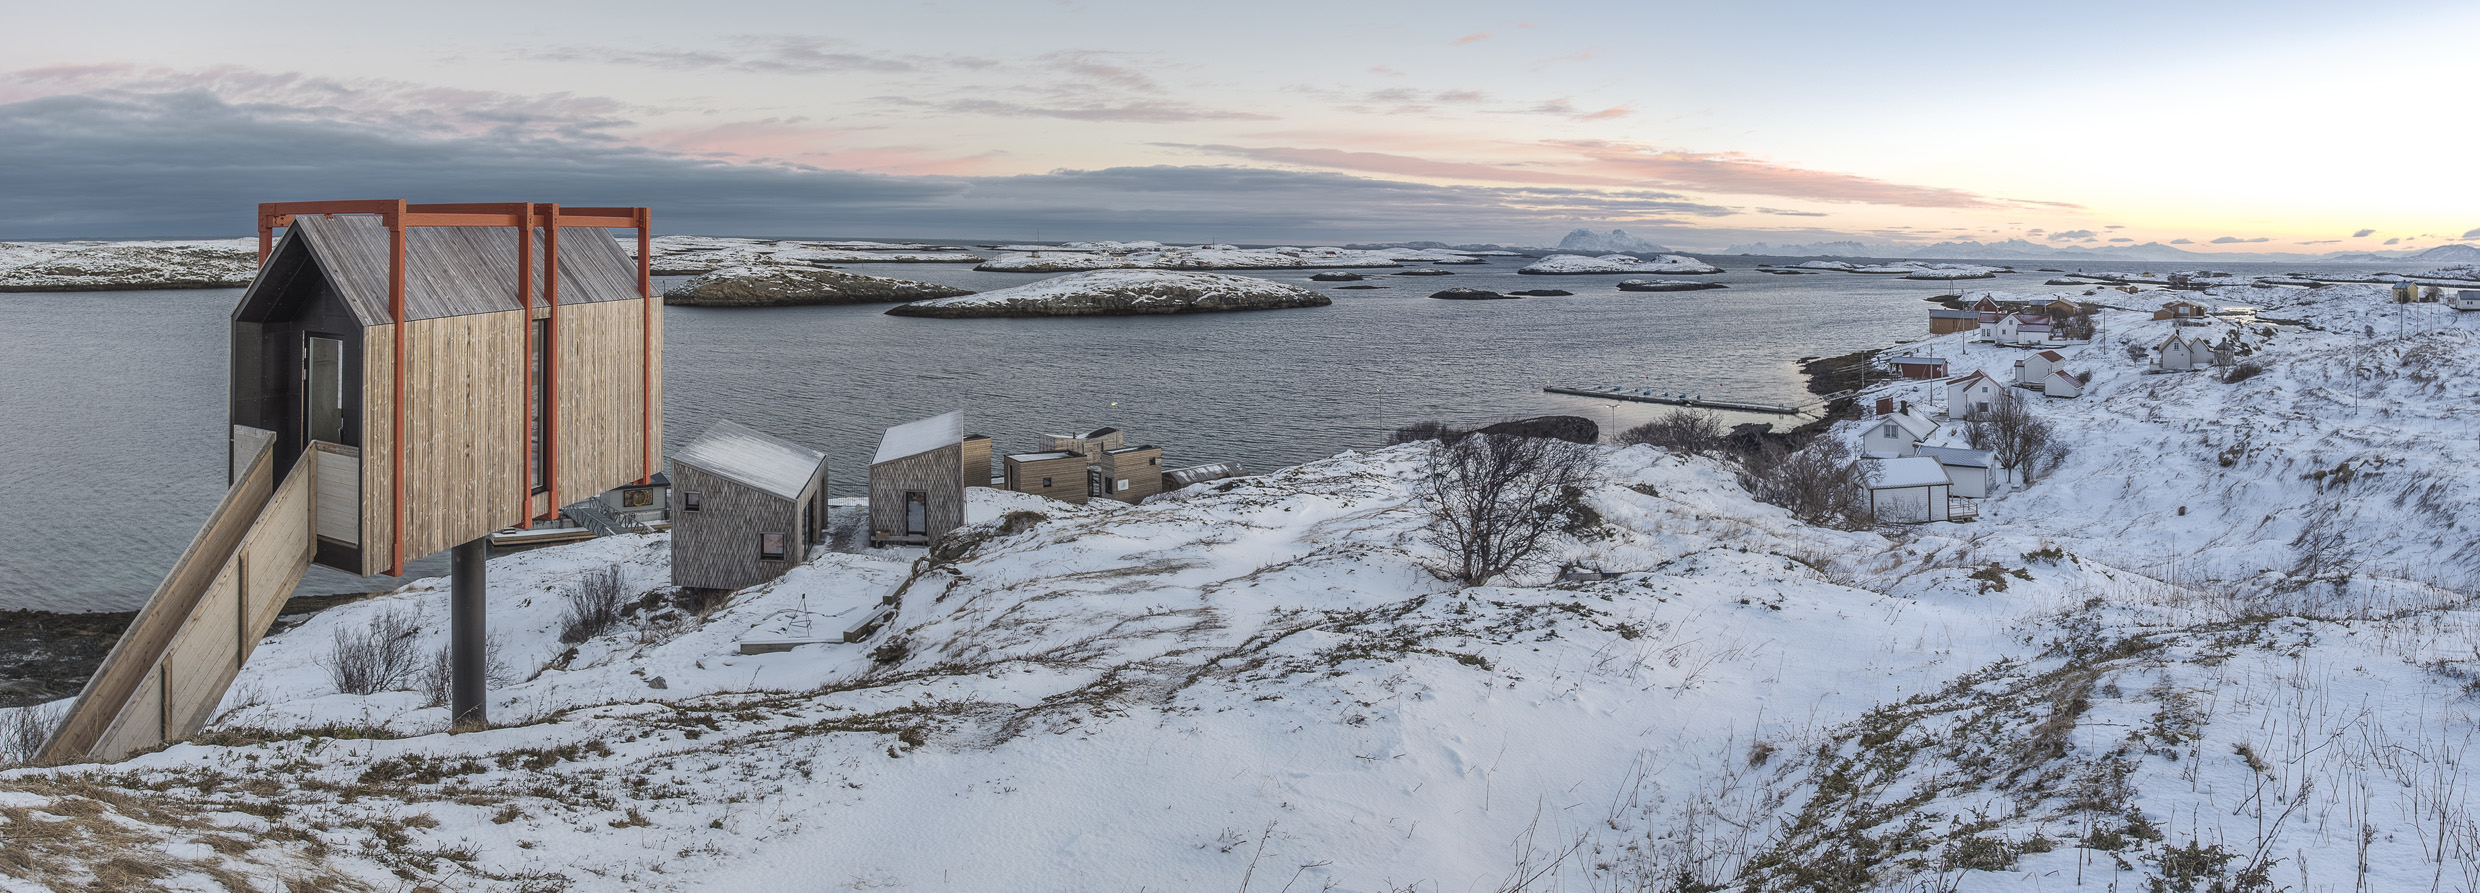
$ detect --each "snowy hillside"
[3,283,2477,891]
[974,243,1484,272]
[1518,253,1723,275]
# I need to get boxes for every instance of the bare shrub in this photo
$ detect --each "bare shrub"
[1736,438,1876,530]
[2125,342,2149,362]
[1386,420,1461,445]
[418,636,515,707]
[1422,432,1602,585]
[319,607,422,695]
[0,702,64,768]
[558,565,628,644]
[1965,388,2069,486]
[2224,361,2267,383]
[1619,408,1724,455]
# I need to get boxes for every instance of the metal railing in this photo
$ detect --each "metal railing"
[561,498,651,537]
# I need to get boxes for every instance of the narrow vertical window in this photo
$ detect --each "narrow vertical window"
[904,491,928,536]
[530,318,549,493]
[305,335,344,444]
[760,532,787,561]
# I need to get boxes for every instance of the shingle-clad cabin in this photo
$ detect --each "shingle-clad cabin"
[233,201,662,575]
[870,411,967,546]
[670,422,828,591]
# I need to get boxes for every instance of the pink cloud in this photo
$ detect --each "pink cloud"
[1454,32,1492,45]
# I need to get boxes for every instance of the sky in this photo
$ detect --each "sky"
[1,0,2474,251]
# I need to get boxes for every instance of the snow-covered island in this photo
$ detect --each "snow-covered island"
[974,241,1487,272]
[6,268,2480,892]
[0,239,257,291]
[884,269,1329,317]
[1795,259,2001,279]
[663,264,973,307]
[642,235,984,274]
[1517,253,1724,275]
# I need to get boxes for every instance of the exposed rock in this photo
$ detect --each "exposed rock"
[1508,289,1573,296]
[0,241,257,292]
[664,264,972,307]
[1616,279,1728,292]
[1310,272,1366,282]
[1332,285,1389,290]
[885,270,1328,318]
[1476,415,1599,444]
[1392,269,1455,276]
[1428,288,1517,300]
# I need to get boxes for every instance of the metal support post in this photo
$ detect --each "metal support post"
[451,537,489,729]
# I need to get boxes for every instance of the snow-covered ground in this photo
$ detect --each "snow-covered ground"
[3,282,2477,892]
[975,243,1485,272]
[886,269,1326,317]
[1795,259,2002,279]
[1519,253,1724,275]
[641,236,983,272]
[0,239,257,291]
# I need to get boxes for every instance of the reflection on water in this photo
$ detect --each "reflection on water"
[0,253,2374,611]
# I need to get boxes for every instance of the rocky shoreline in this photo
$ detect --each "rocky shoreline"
[0,593,371,709]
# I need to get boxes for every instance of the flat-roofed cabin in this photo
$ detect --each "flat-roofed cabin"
[232,202,661,575]
[870,411,966,546]
[1097,445,1164,503]
[1004,451,1089,503]
[670,421,827,591]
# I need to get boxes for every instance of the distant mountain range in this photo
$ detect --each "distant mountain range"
[1556,229,1670,255]
[1715,238,2480,265]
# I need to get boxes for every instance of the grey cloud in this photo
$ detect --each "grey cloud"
[2296,239,2339,245]
[2463,227,2480,239]
[2210,236,2269,244]
[2385,238,2401,245]
[541,36,991,75]
[2108,237,2132,242]
[2169,238,2193,244]
[2048,229,2097,241]
[2354,228,2376,237]
[0,90,1744,242]
[881,96,1270,123]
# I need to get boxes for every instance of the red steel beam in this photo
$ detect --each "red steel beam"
[637,207,653,485]
[388,200,408,577]
[543,204,561,515]
[517,202,536,529]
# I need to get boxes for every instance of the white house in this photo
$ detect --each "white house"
[2153,333,2210,372]
[1913,445,1997,499]
[2044,369,2085,398]
[1865,456,1952,523]
[1989,312,2058,346]
[2452,290,2480,311]
[1861,409,1939,458]
[1947,370,2005,420]
[2014,349,2067,387]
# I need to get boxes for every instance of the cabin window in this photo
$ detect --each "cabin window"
[1040,477,1052,488]
[304,334,345,444]
[1148,457,1159,466]
[683,491,702,512]
[1088,468,1105,496]
[904,492,928,536]
[760,532,787,561]
[530,318,549,494]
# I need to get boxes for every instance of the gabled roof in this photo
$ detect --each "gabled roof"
[1868,456,1952,489]
[2037,350,2066,362]
[673,421,825,500]
[1914,445,1992,468]
[1929,308,1978,319]
[874,410,964,465]
[1081,427,1121,439]
[1972,296,2001,310]
[1881,411,1938,440]
[245,214,643,326]
[1947,369,2000,387]
[2157,333,2192,349]
[2050,370,2082,385]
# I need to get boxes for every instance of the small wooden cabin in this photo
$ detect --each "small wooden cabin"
[233,201,660,575]
[670,422,828,591]
[1928,308,1980,334]
[963,434,995,487]
[1004,450,1090,503]
[1097,445,1165,503]
[1864,456,1953,523]
[870,411,967,546]
[1889,357,1949,380]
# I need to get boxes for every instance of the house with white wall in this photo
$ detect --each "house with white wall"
[2153,333,2210,372]
[1860,409,1939,458]
[1947,370,2005,420]
[1864,456,1953,523]
[1913,445,1996,499]
[2014,349,2067,387]
[2044,369,2085,398]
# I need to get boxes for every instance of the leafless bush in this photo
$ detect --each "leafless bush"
[1735,437,1876,530]
[1386,420,1460,445]
[2125,342,2150,362]
[1422,432,1602,585]
[0,702,64,768]
[418,636,515,707]
[1965,388,2069,486]
[1619,408,1724,455]
[558,565,629,644]
[319,607,422,695]
[2224,361,2267,383]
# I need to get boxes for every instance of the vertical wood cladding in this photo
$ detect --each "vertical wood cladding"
[1003,453,1090,504]
[962,435,993,487]
[870,444,964,546]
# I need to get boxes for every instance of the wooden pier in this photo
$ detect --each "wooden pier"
[1544,386,1803,416]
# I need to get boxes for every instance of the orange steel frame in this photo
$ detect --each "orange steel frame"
[256,201,656,577]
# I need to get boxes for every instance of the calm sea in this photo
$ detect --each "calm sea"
[0,252,2411,611]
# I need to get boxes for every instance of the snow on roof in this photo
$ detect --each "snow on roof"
[1891,356,1949,365]
[1914,445,1992,468]
[1082,427,1120,439]
[1868,456,1953,489]
[1883,412,1938,440]
[874,410,964,465]
[673,420,825,500]
[1007,450,1080,461]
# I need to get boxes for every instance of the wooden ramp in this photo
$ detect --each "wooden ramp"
[37,438,335,764]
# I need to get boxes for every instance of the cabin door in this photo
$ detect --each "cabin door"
[903,492,928,537]
[304,335,346,445]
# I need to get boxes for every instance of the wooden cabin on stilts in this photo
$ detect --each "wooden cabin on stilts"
[40,201,661,763]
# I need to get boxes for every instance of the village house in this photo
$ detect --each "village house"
[1889,356,1950,379]
[1928,307,1980,334]
[1913,445,1997,499]
[2154,299,2211,320]
[1947,370,2005,420]
[1861,408,1939,458]
[1972,295,2004,324]
[669,422,828,592]
[1988,312,2055,345]
[2152,333,2211,372]
[1002,427,1167,504]
[2043,369,2086,399]
[2453,290,2480,312]
[1863,456,1953,523]
[2014,349,2067,387]
[869,411,967,547]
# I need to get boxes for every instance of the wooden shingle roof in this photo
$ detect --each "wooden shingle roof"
[273,215,641,325]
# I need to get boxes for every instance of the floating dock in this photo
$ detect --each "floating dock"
[1545,386,1802,415]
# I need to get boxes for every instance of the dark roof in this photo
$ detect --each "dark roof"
[1081,427,1121,439]
[255,214,641,325]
